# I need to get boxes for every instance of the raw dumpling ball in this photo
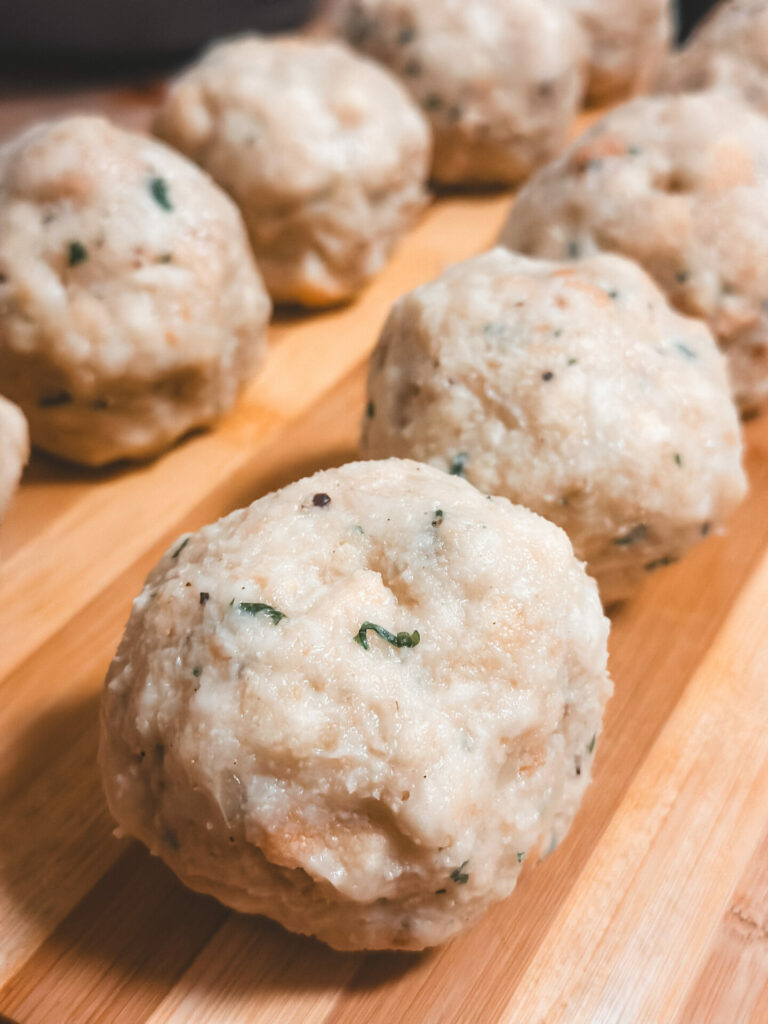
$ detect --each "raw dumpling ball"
[154,36,431,307]
[0,397,29,524]
[0,116,271,466]
[335,0,586,186]
[361,251,746,605]
[499,91,768,414]
[657,0,768,112]
[557,0,673,103]
[99,458,612,951]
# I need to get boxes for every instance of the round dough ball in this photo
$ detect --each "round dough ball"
[154,36,431,307]
[0,396,29,524]
[657,0,768,111]
[558,0,673,103]
[99,458,611,951]
[499,91,768,414]
[0,116,271,466]
[335,0,587,186]
[361,251,746,605]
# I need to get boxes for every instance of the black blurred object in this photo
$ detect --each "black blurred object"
[679,0,720,39]
[0,0,320,62]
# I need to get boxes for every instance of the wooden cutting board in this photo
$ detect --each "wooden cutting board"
[1,80,767,1024]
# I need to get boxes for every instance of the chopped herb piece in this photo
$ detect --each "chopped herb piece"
[701,522,711,536]
[587,734,596,754]
[366,400,375,418]
[567,357,578,366]
[450,860,469,884]
[483,321,507,338]
[238,602,286,624]
[354,622,420,651]
[171,537,190,559]
[517,851,526,863]
[645,555,678,571]
[541,370,554,382]
[627,145,642,156]
[675,270,689,284]
[449,452,469,477]
[567,240,581,259]
[149,176,173,211]
[192,666,202,677]
[38,390,73,408]
[199,592,210,605]
[607,289,619,300]
[313,492,331,507]
[68,240,88,266]
[435,888,447,895]
[675,341,697,359]
[158,252,173,264]
[397,26,415,44]
[674,452,683,467]
[424,93,443,111]
[432,509,444,527]
[613,523,647,547]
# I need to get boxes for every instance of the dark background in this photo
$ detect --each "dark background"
[0,0,722,64]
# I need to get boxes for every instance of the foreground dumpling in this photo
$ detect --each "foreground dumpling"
[0,396,29,524]
[0,116,271,466]
[657,0,768,112]
[100,458,611,951]
[335,0,586,186]
[500,92,768,414]
[557,0,673,102]
[154,36,431,306]
[361,251,746,605]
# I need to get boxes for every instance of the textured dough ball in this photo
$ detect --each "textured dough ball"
[657,0,768,111]
[499,91,768,414]
[154,36,431,306]
[99,458,611,951]
[0,116,271,466]
[0,396,29,524]
[361,251,746,605]
[557,0,673,102]
[335,0,586,186]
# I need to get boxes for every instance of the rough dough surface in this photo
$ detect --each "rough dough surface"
[657,0,768,112]
[0,396,28,524]
[558,0,673,102]
[499,91,768,413]
[154,36,431,306]
[0,116,271,466]
[99,458,612,951]
[335,0,586,186]
[361,251,746,605]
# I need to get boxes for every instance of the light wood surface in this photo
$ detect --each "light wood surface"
[0,83,767,1024]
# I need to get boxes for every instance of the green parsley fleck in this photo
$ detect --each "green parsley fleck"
[517,851,526,863]
[192,666,202,678]
[171,537,190,559]
[68,241,88,267]
[567,240,581,259]
[432,509,444,527]
[354,622,420,651]
[675,341,697,359]
[366,400,375,419]
[449,452,469,477]
[567,357,578,366]
[587,734,596,754]
[149,176,173,211]
[237,602,286,624]
[158,252,173,264]
[483,322,507,338]
[675,270,689,284]
[450,860,469,884]
[674,452,683,467]
[424,93,443,111]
